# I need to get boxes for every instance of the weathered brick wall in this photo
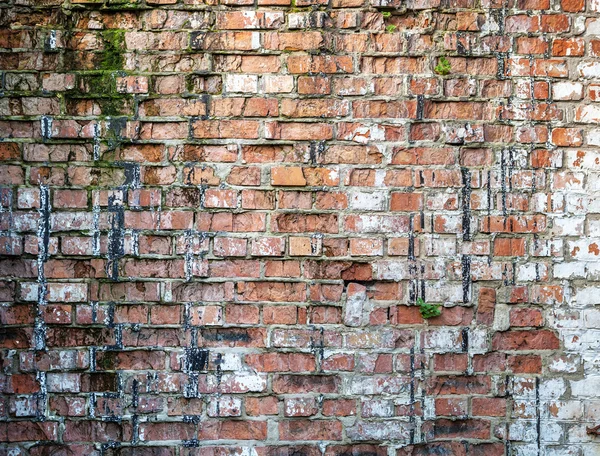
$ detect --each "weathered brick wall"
[1,0,599,453]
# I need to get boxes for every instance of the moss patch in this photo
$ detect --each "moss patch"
[99,30,126,71]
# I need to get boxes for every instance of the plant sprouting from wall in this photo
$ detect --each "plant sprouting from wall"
[434,56,452,75]
[418,297,442,319]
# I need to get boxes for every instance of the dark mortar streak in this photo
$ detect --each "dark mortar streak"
[508,146,515,192]
[35,371,47,420]
[215,353,223,385]
[185,348,209,372]
[131,379,139,408]
[310,327,325,372]
[416,95,424,121]
[496,53,506,80]
[456,32,467,55]
[487,169,492,215]
[536,377,541,451]
[41,116,52,142]
[189,326,198,349]
[183,415,201,425]
[309,140,326,165]
[408,214,415,261]
[90,347,96,373]
[409,277,417,304]
[183,303,192,330]
[106,117,127,151]
[119,162,141,189]
[461,327,469,353]
[201,94,211,120]
[182,439,200,448]
[500,149,507,217]
[461,255,471,304]
[409,347,416,444]
[202,329,251,342]
[461,167,471,241]
[131,414,139,444]
[106,302,115,328]
[420,265,426,301]
[100,441,120,456]
[38,185,51,263]
[106,195,125,281]
[35,184,51,351]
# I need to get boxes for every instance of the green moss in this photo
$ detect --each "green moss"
[86,72,117,94]
[385,24,397,33]
[382,11,392,18]
[72,72,131,118]
[434,56,452,75]
[98,97,127,117]
[417,297,442,319]
[99,30,125,70]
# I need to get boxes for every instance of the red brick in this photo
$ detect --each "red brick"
[0,0,594,449]
[492,330,560,350]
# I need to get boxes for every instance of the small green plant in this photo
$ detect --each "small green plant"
[385,24,397,33]
[417,297,442,319]
[382,11,392,18]
[434,56,452,75]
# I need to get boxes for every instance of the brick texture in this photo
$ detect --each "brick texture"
[0,0,598,454]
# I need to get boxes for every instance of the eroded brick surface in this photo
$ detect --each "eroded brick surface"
[0,0,598,454]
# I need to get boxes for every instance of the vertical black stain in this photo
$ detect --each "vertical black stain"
[409,277,417,304]
[461,167,471,241]
[106,302,115,328]
[461,255,471,304]
[185,348,209,372]
[310,327,325,372]
[41,116,52,141]
[131,414,139,444]
[461,327,469,353]
[90,347,96,373]
[502,264,510,286]
[500,149,508,216]
[35,185,51,351]
[35,371,47,420]
[309,140,326,165]
[38,185,51,263]
[416,95,424,121]
[486,170,492,217]
[536,377,541,452]
[456,32,467,55]
[420,264,426,302]
[496,53,506,80]
[201,94,210,120]
[121,162,141,189]
[215,353,223,386]
[409,347,416,444]
[408,214,415,261]
[107,117,126,151]
[106,195,125,281]
[507,146,515,192]
[100,441,120,456]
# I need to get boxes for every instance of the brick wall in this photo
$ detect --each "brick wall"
[0,0,599,453]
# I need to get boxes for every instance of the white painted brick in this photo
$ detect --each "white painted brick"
[552,81,583,100]
[225,74,258,93]
[348,191,387,211]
